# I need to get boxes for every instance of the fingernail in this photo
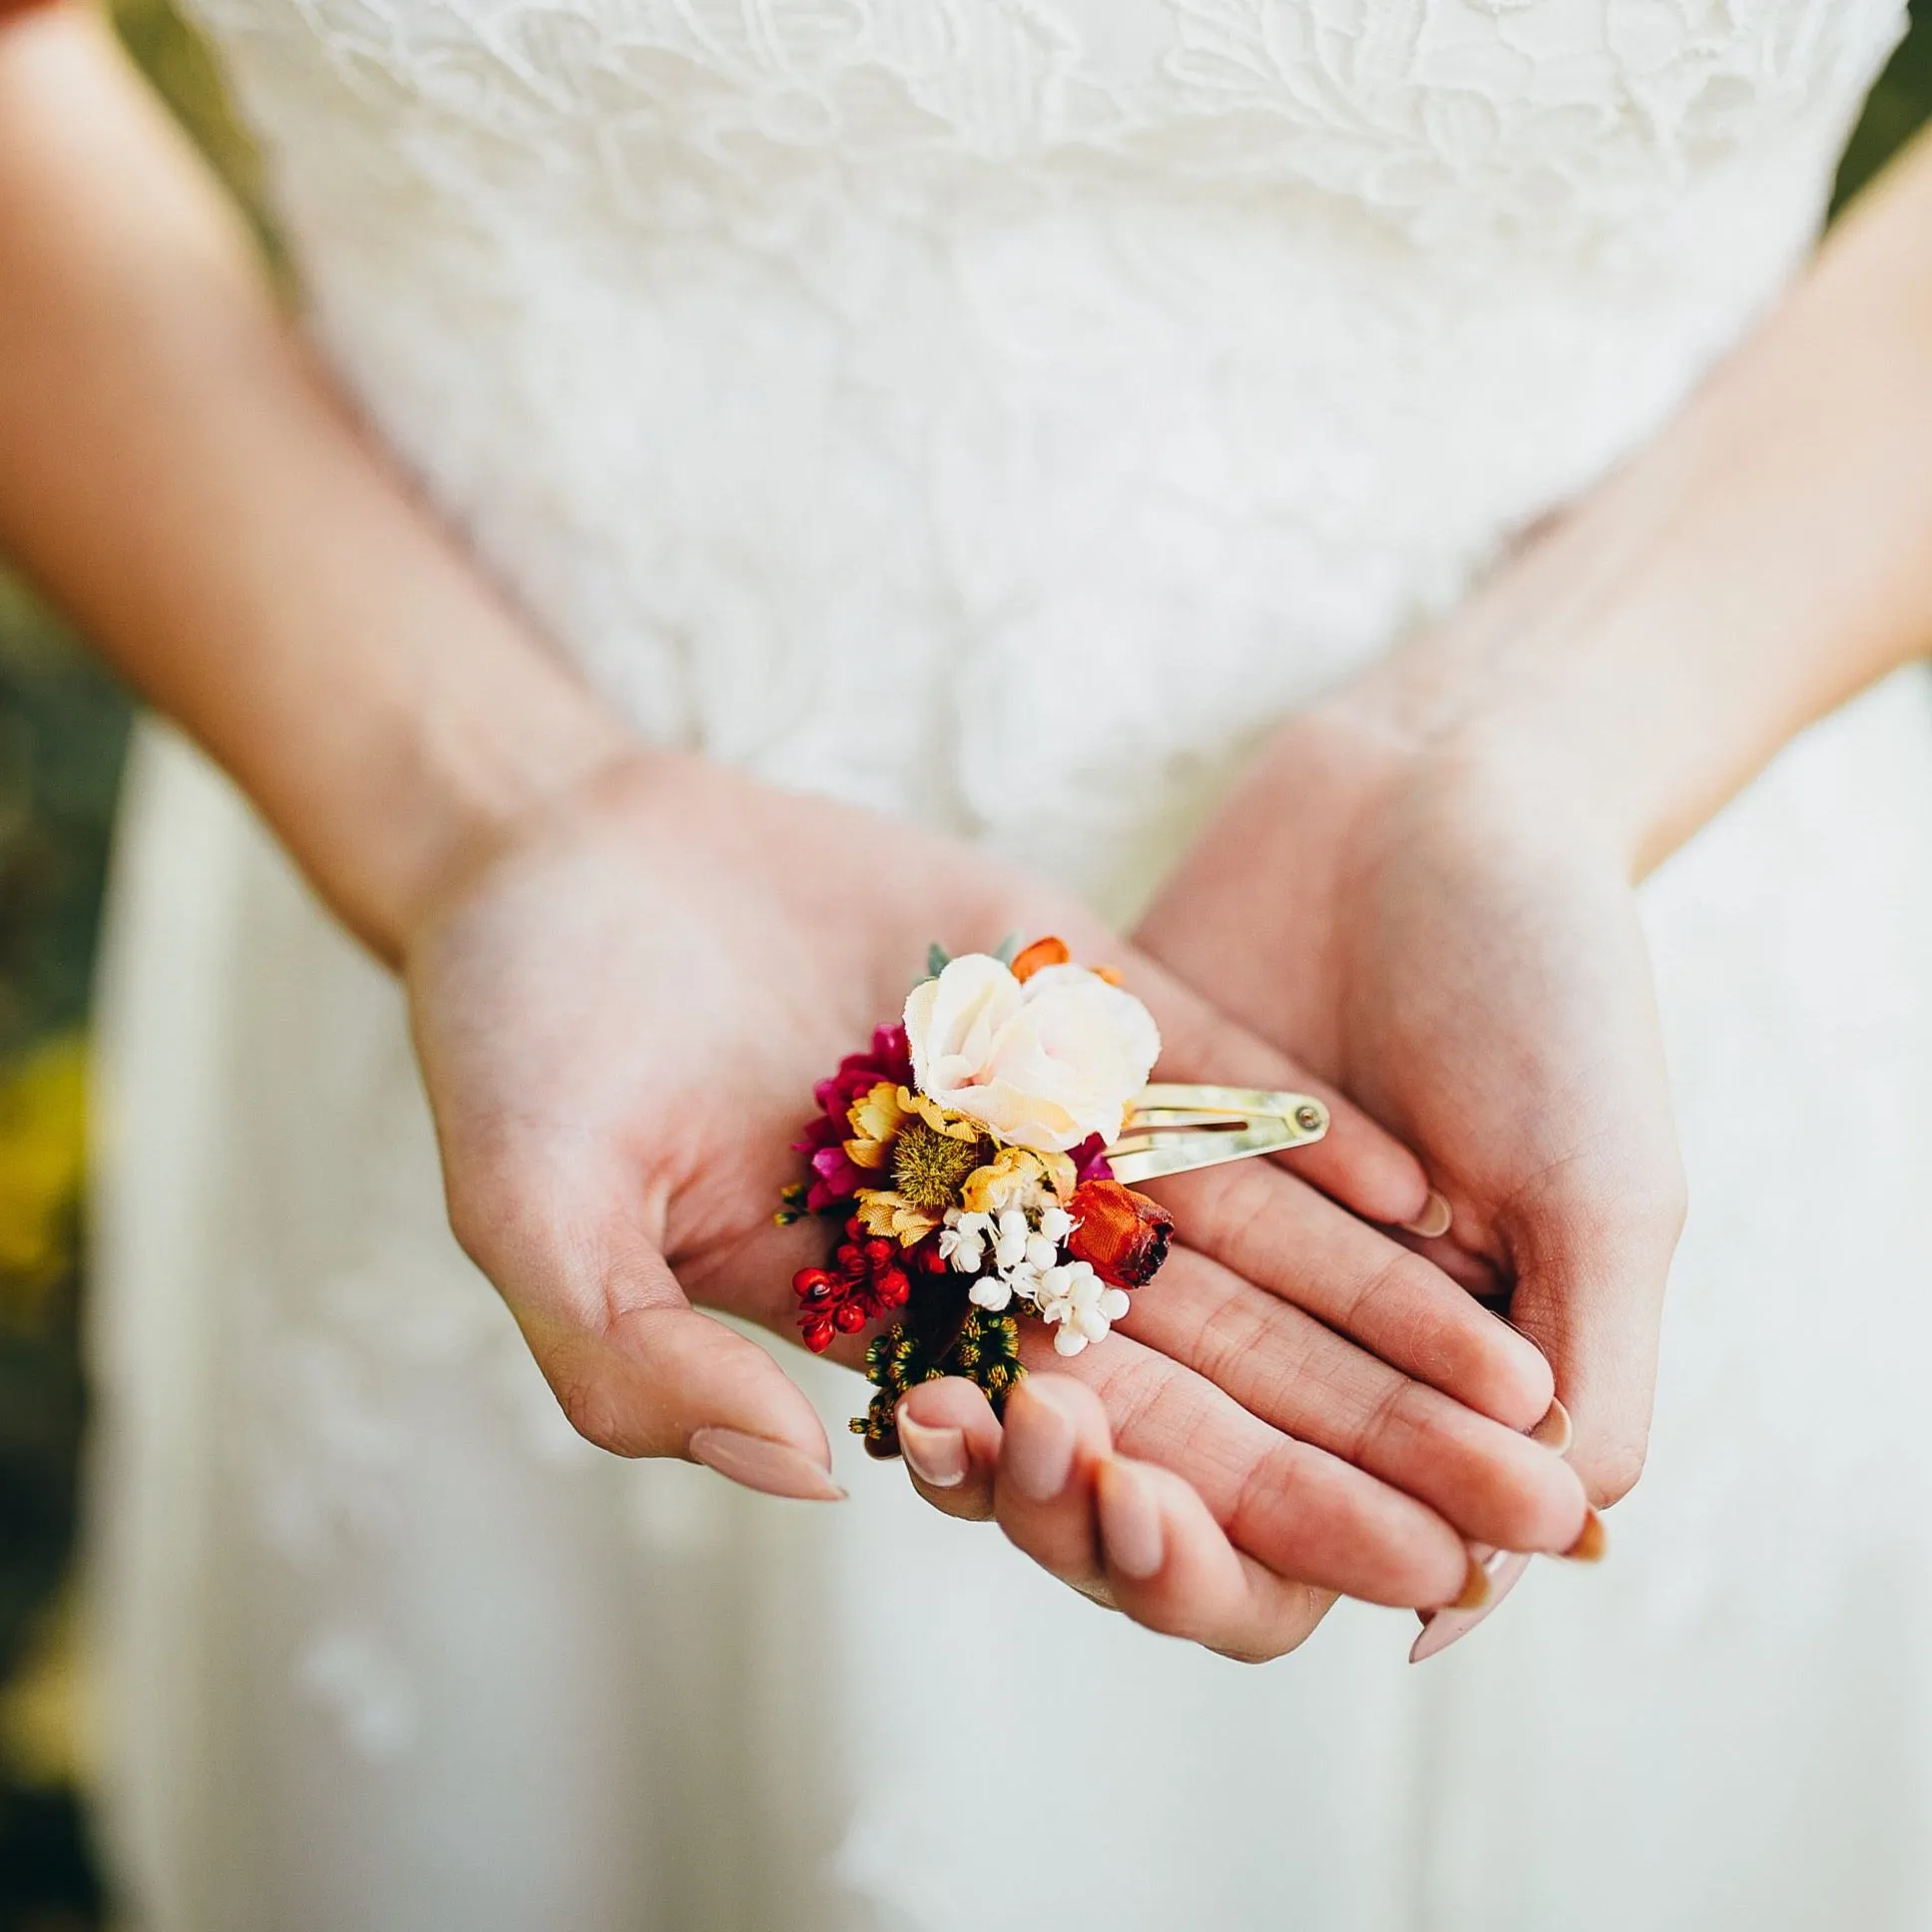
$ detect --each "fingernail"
[1563,1507,1608,1563]
[689,1427,845,1502]
[1529,1397,1573,1455]
[1005,1383,1077,1503]
[1449,1548,1496,1612]
[1410,1552,1531,1664]
[898,1413,968,1490]
[1399,1191,1453,1240]
[1098,1461,1165,1580]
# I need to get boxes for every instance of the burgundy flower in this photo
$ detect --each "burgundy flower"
[791,1026,917,1214]
[1069,1133,1115,1186]
[806,1145,867,1214]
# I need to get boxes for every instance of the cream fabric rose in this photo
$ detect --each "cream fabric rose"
[903,953,1161,1154]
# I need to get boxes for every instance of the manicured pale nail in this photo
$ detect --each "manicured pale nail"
[1005,1384,1078,1502]
[1410,1552,1531,1664]
[1563,1507,1608,1563]
[689,1427,845,1502]
[1399,1191,1453,1239]
[1098,1461,1165,1580]
[1449,1549,1496,1612]
[1529,1398,1573,1455]
[898,1413,968,1490]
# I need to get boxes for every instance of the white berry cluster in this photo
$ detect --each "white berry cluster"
[937,1205,1132,1356]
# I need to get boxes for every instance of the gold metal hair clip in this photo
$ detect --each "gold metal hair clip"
[1104,1084,1330,1184]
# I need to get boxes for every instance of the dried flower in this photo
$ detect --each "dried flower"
[791,1026,918,1213]
[891,1117,986,1207]
[959,1145,1074,1216]
[1035,1260,1132,1356]
[853,1190,945,1247]
[1066,1179,1174,1289]
[938,1208,992,1273]
[1009,934,1071,982]
[904,952,1161,1154]
[791,1212,915,1352]
[843,1081,910,1171]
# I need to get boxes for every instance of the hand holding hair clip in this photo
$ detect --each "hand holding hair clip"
[778,936,1336,1457]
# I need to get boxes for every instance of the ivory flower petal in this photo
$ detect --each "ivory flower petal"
[904,953,1161,1154]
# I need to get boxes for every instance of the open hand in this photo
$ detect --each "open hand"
[1137,703,1688,1519]
[403,750,1587,1655]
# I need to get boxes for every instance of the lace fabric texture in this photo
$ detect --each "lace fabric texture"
[87,5,1932,1931]
[178,0,1902,907]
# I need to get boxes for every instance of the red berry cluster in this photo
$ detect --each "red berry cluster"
[793,1215,920,1354]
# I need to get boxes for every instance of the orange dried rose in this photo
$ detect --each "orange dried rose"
[1009,935,1072,983]
[1066,1179,1174,1289]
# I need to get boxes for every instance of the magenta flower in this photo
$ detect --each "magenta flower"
[792,1025,916,1213]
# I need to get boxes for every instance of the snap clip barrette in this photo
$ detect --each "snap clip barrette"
[1105,1084,1329,1184]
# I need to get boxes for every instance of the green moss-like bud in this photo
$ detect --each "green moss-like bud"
[890,1120,983,1208]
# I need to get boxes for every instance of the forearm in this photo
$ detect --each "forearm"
[1331,128,1932,877]
[0,5,631,959]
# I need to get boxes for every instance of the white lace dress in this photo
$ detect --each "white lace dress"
[85,4,1932,1928]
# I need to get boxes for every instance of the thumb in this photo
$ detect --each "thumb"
[1498,1151,1686,1509]
[455,1173,843,1500]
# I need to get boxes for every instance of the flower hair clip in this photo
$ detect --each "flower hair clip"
[779,937,1330,1459]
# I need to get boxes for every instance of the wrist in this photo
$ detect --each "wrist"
[1266,633,1651,886]
[371,678,640,964]
[1296,514,1725,882]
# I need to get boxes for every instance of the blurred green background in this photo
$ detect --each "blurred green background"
[0,5,1929,1925]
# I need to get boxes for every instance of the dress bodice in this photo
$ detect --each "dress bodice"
[184,0,1905,910]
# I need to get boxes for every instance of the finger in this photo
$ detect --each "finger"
[1096,1458,1336,1662]
[992,1374,1117,1592]
[897,1377,1001,1522]
[1043,1330,1472,1608]
[1124,954,1436,1229]
[452,1157,841,1497]
[1500,1148,1687,1508]
[1148,1157,1554,1429]
[1122,1245,1588,1553]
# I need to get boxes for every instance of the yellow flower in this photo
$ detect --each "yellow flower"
[901,1088,981,1142]
[959,1145,1076,1217]
[843,1081,910,1171]
[852,1189,945,1247]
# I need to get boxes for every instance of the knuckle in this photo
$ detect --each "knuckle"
[1224,1441,1295,1558]
[1341,1245,1425,1332]
[551,1366,637,1458]
[1343,1375,1416,1471]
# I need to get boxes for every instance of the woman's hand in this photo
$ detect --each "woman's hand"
[0,12,1583,1654]
[1137,702,1688,1515]
[404,748,1588,1651]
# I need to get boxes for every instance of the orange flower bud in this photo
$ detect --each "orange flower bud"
[1066,1179,1174,1289]
[1009,935,1072,983]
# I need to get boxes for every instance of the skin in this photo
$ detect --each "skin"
[0,1,1581,1652]
[4,4,1929,1662]
[928,124,1932,1649]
